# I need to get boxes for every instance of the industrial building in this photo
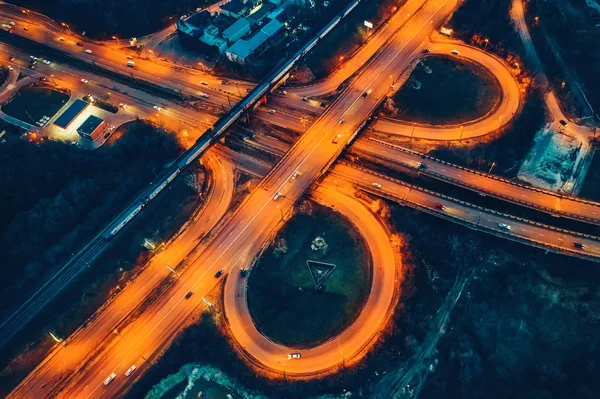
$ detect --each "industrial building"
[76,115,107,141]
[53,99,89,129]
[177,0,303,65]
[226,19,285,64]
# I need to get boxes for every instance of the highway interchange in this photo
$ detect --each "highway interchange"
[1,0,600,397]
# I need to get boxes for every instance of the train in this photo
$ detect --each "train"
[102,0,363,241]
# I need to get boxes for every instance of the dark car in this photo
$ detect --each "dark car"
[185,290,194,299]
[240,269,249,278]
[76,41,83,46]
[422,48,430,53]
[559,119,568,127]
[361,92,368,98]
[573,242,585,249]
[215,269,224,278]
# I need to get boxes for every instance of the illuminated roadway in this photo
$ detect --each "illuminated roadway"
[223,178,398,376]
[332,163,600,262]
[370,41,523,140]
[353,137,600,225]
[8,151,236,399]
[29,1,461,396]
[6,0,598,395]
[286,0,431,99]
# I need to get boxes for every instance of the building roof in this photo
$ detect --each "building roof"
[260,18,284,37]
[220,0,248,15]
[227,30,268,60]
[222,18,250,40]
[247,3,274,25]
[266,7,285,21]
[77,115,104,135]
[54,99,88,129]
[201,33,227,48]
[186,10,212,29]
[226,17,284,60]
[226,39,252,60]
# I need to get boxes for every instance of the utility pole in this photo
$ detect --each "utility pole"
[487,162,496,175]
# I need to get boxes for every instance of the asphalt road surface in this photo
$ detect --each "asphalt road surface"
[371,41,522,140]
[31,1,460,396]
[353,138,600,224]
[333,163,600,262]
[223,178,398,376]
[7,151,235,399]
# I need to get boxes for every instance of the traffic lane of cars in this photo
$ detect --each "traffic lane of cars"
[333,164,600,259]
[353,138,600,223]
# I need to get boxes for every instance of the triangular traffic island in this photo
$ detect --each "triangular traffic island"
[306,260,336,291]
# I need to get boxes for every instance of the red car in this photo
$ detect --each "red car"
[433,203,445,210]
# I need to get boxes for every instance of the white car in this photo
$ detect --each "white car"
[273,192,282,200]
[451,49,459,55]
[288,353,301,360]
[337,118,344,124]
[43,59,51,65]
[200,81,207,85]
[268,109,276,114]
[125,365,136,376]
[200,92,209,98]
[498,223,511,230]
[291,171,300,179]
[103,372,116,386]
[372,182,382,188]
[29,55,37,60]
[80,78,89,84]
[119,103,128,109]
[85,49,92,54]
[153,105,162,111]
[7,65,13,71]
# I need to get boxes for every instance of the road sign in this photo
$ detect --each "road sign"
[364,20,373,29]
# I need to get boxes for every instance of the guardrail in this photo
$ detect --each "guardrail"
[341,162,600,263]
[361,137,600,224]
[0,0,366,350]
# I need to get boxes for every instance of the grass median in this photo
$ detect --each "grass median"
[390,55,501,125]
[246,202,372,348]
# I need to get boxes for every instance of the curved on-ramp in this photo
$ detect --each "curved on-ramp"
[222,180,399,377]
[8,151,236,399]
[371,41,522,140]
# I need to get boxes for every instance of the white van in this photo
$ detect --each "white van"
[127,61,135,67]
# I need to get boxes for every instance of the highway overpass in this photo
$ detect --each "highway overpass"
[0,0,365,351]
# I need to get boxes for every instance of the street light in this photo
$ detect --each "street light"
[112,35,120,45]
[61,22,72,34]
[166,264,178,275]
[483,38,489,51]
